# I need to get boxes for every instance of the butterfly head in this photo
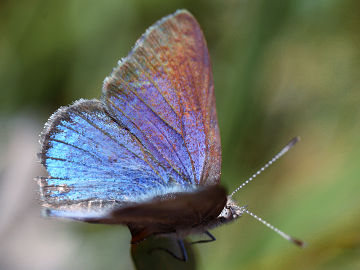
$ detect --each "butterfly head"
[218,196,246,223]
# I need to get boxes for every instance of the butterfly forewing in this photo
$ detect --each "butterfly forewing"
[103,10,221,186]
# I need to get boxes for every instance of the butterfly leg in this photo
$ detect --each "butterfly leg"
[190,231,216,245]
[177,239,188,261]
[148,239,188,262]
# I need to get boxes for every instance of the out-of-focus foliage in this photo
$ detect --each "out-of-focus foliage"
[0,0,359,269]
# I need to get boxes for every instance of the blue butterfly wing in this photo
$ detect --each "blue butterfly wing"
[39,99,185,212]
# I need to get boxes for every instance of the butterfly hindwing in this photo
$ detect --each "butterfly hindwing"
[39,99,176,211]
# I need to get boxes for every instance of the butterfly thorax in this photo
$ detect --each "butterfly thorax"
[126,187,245,242]
[149,197,244,242]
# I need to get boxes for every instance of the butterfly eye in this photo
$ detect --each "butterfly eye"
[219,206,231,220]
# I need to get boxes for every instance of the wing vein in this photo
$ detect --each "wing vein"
[48,138,103,162]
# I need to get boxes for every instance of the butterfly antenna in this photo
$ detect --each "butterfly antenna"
[244,208,305,247]
[229,136,300,198]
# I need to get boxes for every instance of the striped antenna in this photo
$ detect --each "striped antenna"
[244,208,305,247]
[229,136,300,198]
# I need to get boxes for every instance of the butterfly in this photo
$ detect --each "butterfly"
[38,9,303,261]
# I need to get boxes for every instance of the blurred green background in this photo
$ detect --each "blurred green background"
[0,0,359,269]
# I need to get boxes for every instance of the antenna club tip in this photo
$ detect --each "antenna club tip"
[289,136,301,146]
[291,237,306,248]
